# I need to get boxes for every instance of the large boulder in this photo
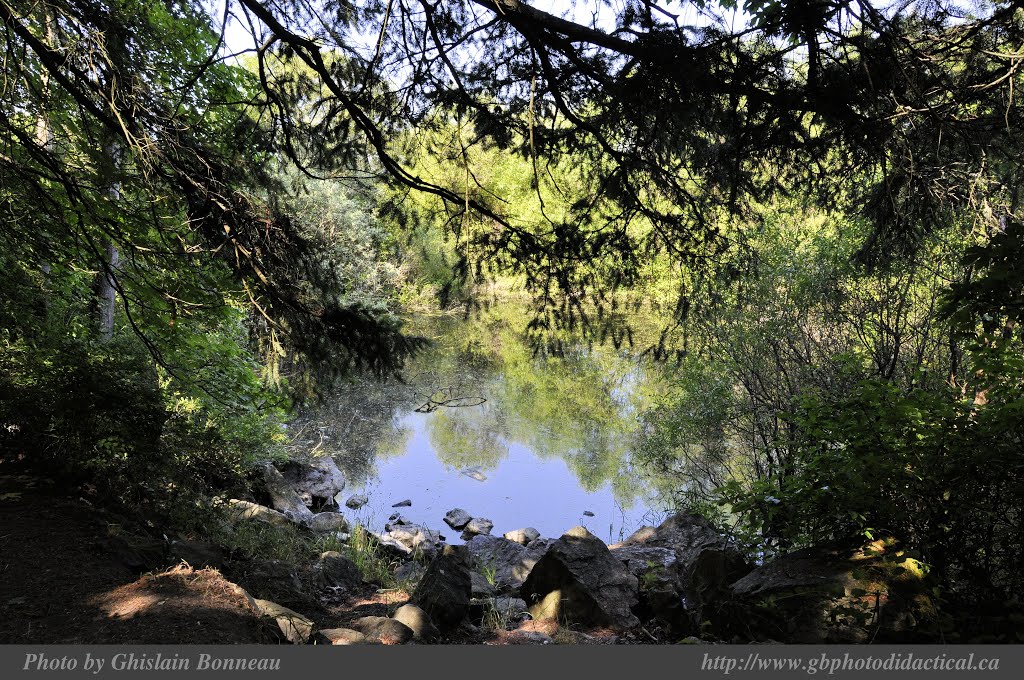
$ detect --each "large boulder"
[610,512,750,633]
[520,526,639,630]
[277,457,346,509]
[411,546,473,633]
[464,534,551,593]
[610,544,685,629]
[721,539,936,643]
[260,463,314,523]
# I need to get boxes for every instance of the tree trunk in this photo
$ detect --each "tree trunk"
[95,143,121,343]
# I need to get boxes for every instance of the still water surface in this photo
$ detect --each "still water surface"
[297,310,673,542]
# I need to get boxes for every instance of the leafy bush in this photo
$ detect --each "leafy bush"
[717,374,1024,600]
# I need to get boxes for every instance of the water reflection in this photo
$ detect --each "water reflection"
[291,309,672,541]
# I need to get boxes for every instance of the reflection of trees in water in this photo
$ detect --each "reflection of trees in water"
[418,314,659,508]
[288,378,415,485]
[292,308,669,504]
[425,408,508,471]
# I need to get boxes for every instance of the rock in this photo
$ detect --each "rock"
[316,628,376,645]
[471,571,497,598]
[344,494,369,510]
[393,604,439,641]
[443,508,473,530]
[723,539,934,643]
[520,526,639,630]
[613,512,749,633]
[392,499,412,508]
[411,546,472,632]
[394,561,426,585]
[611,544,686,630]
[461,517,494,539]
[464,534,551,593]
[370,531,413,558]
[314,551,362,590]
[503,527,540,546]
[348,616,414,644]
[260,463,315,523]
[491,597,529,623]
[384,523,444,558]
[278,457,346,508]
[308,512,349,533]
[385,514,411,528]
[225,499,294,529]
[253,599,314,644]
[618,525,657,546]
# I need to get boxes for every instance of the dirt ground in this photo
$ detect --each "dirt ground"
[0,464,283,644]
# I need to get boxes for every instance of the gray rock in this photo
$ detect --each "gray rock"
[616,512,750,633]
[277,457,346,507]
[392,499,412,508]
[461,517,494,539]
[384,524,444,557]
[394,561,426,585]
[344,494,369,510]
[370,531,413,557]
[316,628,375,645]
[471,571,497,598]
[611,544,687,630]
[725,540,933,643]
[385,514,411,529]
[308,511,349,533]
[260,463,315,523]
[314,551,362,590]
[393,604,439,641]
[491,597,529,622]
[411,546,472,632]
[252,598,314,644]
[443,508,473,530]
[465,534,551,593]
[619,526,657,545]
[348,616,414,644]
[521,526,640,630]
[503,527,540,546]
[226,499,294,529]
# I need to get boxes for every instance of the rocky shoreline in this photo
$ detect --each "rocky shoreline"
[204,456,946,645]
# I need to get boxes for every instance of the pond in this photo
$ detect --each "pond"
[291,306,676,543]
